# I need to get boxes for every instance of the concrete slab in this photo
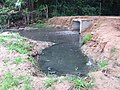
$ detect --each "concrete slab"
[72,19,93,33]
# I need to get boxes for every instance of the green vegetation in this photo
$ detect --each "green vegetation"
[31,20,48,27]
[6,40,30,54]
[0,71,33,90]
[0,71,19,90]
[110,47,116,54]
[44,78,57,88]
[44,78,53,88]
[13,56,26,64]
[22,76,33,90]
[0,37,4,43]
[0,33,30,54]
[117,76,120,80]
[67,76,94,90]
[0,0,119,29]
[28,55,35,65]
[82,34,93,44]
[98,59,108,68]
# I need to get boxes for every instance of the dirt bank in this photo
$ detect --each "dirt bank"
[48,16,120,90]
[0,32,54,89]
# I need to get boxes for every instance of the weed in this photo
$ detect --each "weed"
[0,71,19,90]
[67,76,93,90]
[98,59,108,68]
[6,40,30,54]
[0,37,4,43]
[23,76,33,90]
[110,47,116,54]
[13,56,26,64]
[44,78,53,88]
[44,78,57,88]
[81,34,93,44]
[0,33,30,54]
[31,20,48,27]
[28,55,35,65]
[0,71,33,90]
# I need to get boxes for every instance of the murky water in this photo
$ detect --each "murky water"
[18,27,93,76]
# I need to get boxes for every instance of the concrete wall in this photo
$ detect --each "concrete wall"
[72,21,80,30]
[72,19,93,33]
[81,20,92,32]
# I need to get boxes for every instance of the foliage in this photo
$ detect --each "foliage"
[110,47,116,54]
[22,76,33,90]
[13,56,26,64]
[0,37,5,43]
[0,71,33,90]
[6,39,30,54]
[0,0,120,28]
[0,71,19,90]
[44,78,53,88]
[82,34,93,44]
[98,59,108,68]
[67,76,94,90]
[0,33,30,54]
[44,77,57,88]
[31,20,48,27]
[28,55,35,65]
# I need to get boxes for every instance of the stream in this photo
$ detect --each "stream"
[17,27,93,76]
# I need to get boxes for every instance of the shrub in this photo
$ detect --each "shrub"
[81,34,93,44]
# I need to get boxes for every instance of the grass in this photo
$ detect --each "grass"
[44,77,58,88]
[6,40,30,54]
[110,47,116,54]
[28,55,35,65]
[0,71,19,90]
[13,56,26,64]
[0,33,30,54]
[67,76,94,90]
[81,34,93,44]
[44,78,53,88]
[31,20,48,27]
[117,76,120,80]
[0,37,4,43]
[22,76,33,90]
[98,59,108,68]
[0,71,33,90]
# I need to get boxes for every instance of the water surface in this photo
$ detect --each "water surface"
[19,27,92,75]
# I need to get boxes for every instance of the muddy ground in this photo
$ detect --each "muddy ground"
[48,16,120,90]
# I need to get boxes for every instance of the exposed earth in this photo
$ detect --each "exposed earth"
[48,16,120,90]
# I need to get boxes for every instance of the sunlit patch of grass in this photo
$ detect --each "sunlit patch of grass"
[67,76,94,90]
[98,59,108,68]
[6,40,30,54]
[13,56,26,64]
[0,71,19,90]
[44,77,58,88]
[22,76,33,90]
[81,34,93,44]
[0,71,33,90]
[28,55,35,65]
